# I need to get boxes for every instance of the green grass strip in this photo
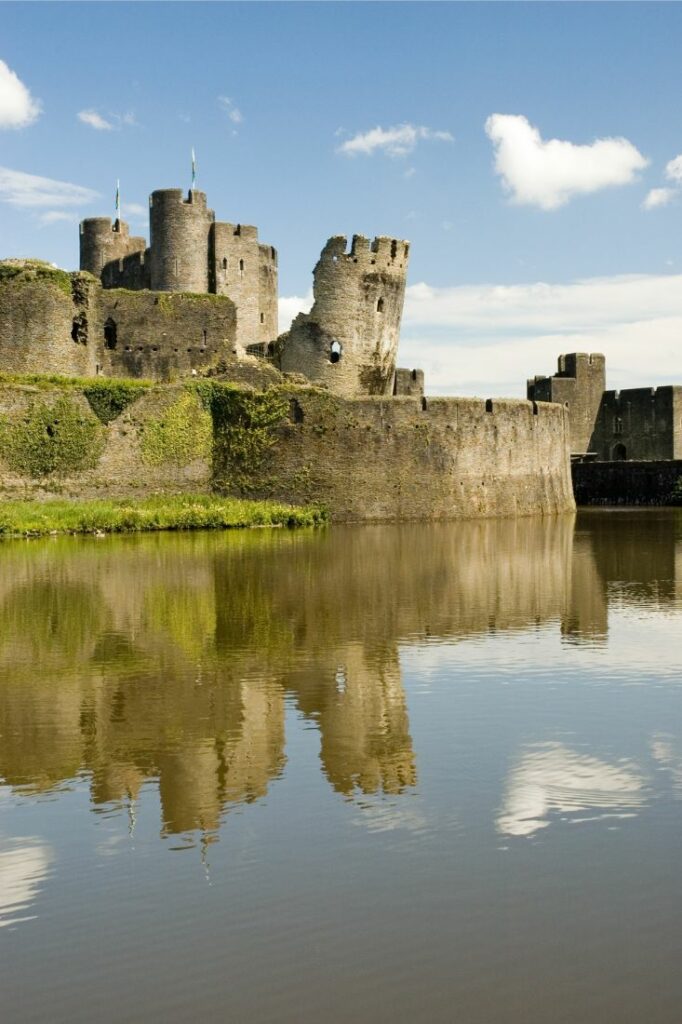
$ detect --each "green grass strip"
[0,494,327,538]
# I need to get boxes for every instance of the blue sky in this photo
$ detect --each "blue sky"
[3,2,682,394]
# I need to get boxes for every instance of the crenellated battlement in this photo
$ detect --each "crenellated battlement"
[318,234,410,275]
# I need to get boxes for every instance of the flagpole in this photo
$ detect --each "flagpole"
[115,179,121,225]
[191,148,196,191]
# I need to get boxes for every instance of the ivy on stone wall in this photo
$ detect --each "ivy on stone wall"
[196,381,288,491]
[83,380,149,424]
[138,390,212,467]
[0,395,105,477]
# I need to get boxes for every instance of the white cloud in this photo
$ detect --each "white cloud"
[485,113,648,210]
[38,210,78,226]
[278,291,312,335]
[397,271,682,397]
[77,109,137,131]
[0,60,41,129]
[218,96,243,125]
[0,839,52,929]
[338,124,453,158]
[123,202,147,217]
[642,187,676,210]
[0,166,99,209]
[665,154,682,182]
[78,109,114,131]
[497,743,645,838]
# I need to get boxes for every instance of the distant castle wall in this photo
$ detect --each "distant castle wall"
[590,386,682,461]
[0,382,575,520]
[280,235,409,397]
[527,353,605,454]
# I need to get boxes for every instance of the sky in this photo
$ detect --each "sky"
[3,1,682,396]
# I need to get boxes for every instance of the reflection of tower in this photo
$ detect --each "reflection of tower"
[292,645,416,798]
[562,527,608,644]
[157,678,285,836]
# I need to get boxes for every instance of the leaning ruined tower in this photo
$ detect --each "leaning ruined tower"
[280,234,410,397]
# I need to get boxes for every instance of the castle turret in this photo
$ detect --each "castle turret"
[149,189,214,293]
[280,234,409,397]
[79,218,146,278]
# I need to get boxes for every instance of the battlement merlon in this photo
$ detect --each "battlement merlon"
[316,234,411,274]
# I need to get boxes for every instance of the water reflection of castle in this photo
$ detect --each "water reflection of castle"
[0,512,680,840]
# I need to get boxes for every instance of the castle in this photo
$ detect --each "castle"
[0,183,585,520]
[0,185,421,399]
[527,352,682,462]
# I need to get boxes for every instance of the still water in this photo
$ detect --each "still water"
[1,511,681,1023]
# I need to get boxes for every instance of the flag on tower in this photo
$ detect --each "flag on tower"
[191,148,196,189]
[115,179,121,222]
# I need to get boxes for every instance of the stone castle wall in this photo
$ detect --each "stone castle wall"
[590,386,682,461]
[0,266,241,381]
[528,353,605,454]
[0,381,575,520]
[215,390,575,520]
[79,191,279,352]
[281,235,409,397]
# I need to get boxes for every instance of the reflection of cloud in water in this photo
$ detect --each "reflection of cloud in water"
[651,734,682,793]
[497,743,645,838]
[351,800,434,836]
[0,838,52,929]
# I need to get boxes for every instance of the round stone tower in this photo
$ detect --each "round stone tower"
[79,218,145,277]
[148,189,214,293]
[280,234,410,397]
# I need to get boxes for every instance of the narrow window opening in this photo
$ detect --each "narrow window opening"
[239,258,244,279]
[289,398,304,424]
[222,257,228,271]
[390,240,397,259]
[330,340,342,364]
[377,297,384,313]
[71,314,88,345]
[260,312,264,324]
[421,396,428,411]
[203,329,208,344]
[103,318,117,350]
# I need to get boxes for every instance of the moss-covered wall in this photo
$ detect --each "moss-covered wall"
[0,262,250,383]
[0,378,575,519]
[0,380,212,499]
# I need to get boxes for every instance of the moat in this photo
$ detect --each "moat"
[1,511,681,1023]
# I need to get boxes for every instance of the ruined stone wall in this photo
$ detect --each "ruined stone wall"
[0,266,240,381]
[281,234,409,397]
[258,242,278,345]
[96,289,238,380]
[590,386,682,461]
[0,264,98,377]
[149,190,214,293]
[213,390,574,520]
[0,381,574,519]
[527,353,605,454]
[79,218,147,279]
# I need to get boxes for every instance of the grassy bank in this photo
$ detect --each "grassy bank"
[0,494,327,538]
